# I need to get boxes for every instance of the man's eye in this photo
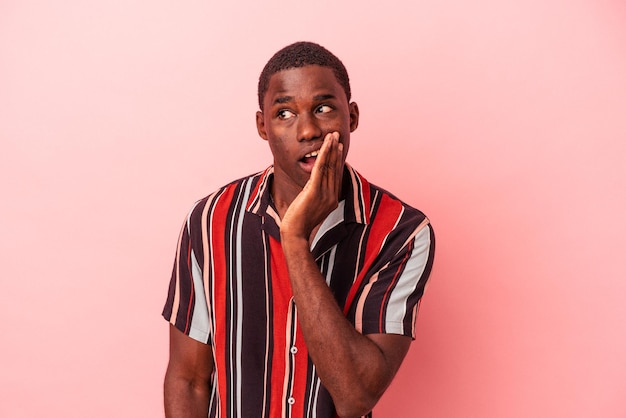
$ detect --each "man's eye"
[316,105,333,114]
[277,109,295,119]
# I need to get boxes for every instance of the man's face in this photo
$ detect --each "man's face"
[256,65,359,194]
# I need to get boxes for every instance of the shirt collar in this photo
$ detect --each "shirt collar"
[245,163,371,225]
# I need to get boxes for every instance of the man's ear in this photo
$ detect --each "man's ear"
[349,102,359,132]
[256,111,268,140]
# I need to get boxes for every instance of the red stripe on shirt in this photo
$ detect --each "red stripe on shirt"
[210,183,237,415]
[268,236,291,418]
[343,194,402,314]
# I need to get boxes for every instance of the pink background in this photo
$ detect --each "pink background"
[1,1,625,417]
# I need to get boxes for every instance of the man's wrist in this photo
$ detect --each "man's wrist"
[280,218,312,241]
[280,231,309,250]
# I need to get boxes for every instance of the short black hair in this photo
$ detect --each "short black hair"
[257,41,351,110]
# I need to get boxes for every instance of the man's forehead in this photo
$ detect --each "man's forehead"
[265,65,343,100]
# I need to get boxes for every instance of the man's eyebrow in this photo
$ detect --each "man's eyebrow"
[313,94,336,101]
[273,96,293,105]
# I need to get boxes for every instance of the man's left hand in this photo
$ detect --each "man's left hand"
[280,131,343,241]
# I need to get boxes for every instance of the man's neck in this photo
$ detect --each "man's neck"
[269,179,301,219]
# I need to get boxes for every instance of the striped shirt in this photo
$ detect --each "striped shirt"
[162,164,435,418]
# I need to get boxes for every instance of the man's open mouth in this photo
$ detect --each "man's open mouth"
[299,149,320,172]
[300,150,320,165]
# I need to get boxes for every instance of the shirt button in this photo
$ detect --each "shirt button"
[288,397,295,405]
[290,346,298,354]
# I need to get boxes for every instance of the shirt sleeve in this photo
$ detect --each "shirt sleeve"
[162,201,212,344]
[355,218,435,339]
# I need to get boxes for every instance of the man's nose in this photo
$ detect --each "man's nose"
[297,113,323,142]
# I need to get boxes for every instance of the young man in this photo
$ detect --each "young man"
[163,42,435,418]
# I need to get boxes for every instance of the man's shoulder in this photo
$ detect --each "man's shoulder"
[351,168,429,226]
[370,182,426,217]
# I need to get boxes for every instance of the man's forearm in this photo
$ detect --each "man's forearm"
[164,375,210,418]
[281,235,407,418]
